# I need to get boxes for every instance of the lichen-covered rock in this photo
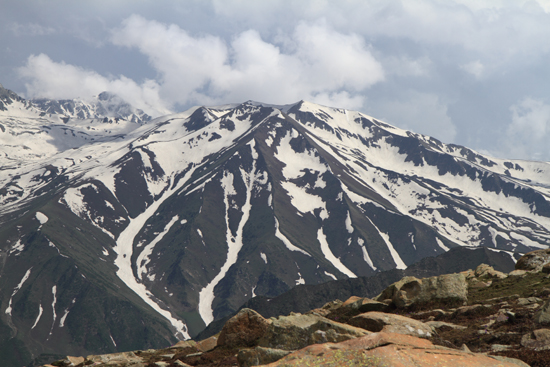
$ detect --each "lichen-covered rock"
[217,308,270,348]
[375,273,468,308]
[475,264,507,279]
[349,311,433,338]
[262,332,527,367]
[258,313,369,351]
[515,248,550,272]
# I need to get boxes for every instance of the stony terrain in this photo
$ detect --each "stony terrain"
[42,248,550,367]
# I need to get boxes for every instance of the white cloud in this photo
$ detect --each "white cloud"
[17,54,170,116]
[110,15,384,109]
[505,97,550,160]
[461,60,485,78]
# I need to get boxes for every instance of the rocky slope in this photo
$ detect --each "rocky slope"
[1,83,550,366]
[42,248,550,367]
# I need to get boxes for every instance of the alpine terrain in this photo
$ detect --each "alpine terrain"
[0,83,549,366]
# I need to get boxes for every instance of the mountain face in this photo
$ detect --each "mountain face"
[1,84,549,365]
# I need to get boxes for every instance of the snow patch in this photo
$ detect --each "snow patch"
[345,211,354,233]
[260,252,267,264]
[435,238,450,251]
[5,268,32,316]
[59,309,70,327]
[8,239,25,256]
[358,238,377,271]
[324,271,337,280]
[368,218,407,269]
[36,211,48,225]
[296,272,305,285]
[47,285,57,338]
[274,218,311,256]
[31,304,43,329]
[317,228,357,278]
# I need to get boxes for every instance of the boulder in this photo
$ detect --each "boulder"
[258,313,369,351]
[341,296,389,313]
[375,273,468,308]
[196,335,218,352]
[508,269,528,277]
[515,248,550,272]
[348,311,433,338]
[217,308,270,348]
[237,346,291,367]
[534,299,550,324]
[521,328,550,351]
[262,332,527,367]
[474,264,507,279]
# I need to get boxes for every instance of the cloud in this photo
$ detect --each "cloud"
[504,97,550,160]
[7,22,57,36]
[17,54,170,116]
[110,15,384,109]
[461,60,484,78]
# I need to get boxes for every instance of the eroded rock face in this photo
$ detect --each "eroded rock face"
[348,311,433,338]
[262,332,527,367]
[217,308,270,348]
[376,273,468,308]
[516,249,550,272]
[257,313,369,351]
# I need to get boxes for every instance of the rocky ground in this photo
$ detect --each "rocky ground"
[42,249,550,367]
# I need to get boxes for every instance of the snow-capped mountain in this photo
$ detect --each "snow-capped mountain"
[1,84,549,366]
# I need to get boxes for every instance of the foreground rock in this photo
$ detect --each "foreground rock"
[515,249,550,272]
[263,332,528,367]
[258,313,369,350]
[217,308,271,348]
[43,256,550,367]
[349,311,434,338]
[375,273,468,308]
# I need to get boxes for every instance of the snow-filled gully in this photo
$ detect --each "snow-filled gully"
[198,141,258,326]
[112,169,202,340]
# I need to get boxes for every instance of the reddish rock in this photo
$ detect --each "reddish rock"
[217,308,270,348]
[264,332,527,367]
[196,335,218,352]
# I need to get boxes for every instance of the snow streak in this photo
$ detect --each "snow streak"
[198,141,259,326]
[113,171,198,340]
[317,228,357,278]
[5,268,32,316]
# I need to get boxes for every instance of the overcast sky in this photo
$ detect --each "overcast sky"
[2,0,550,161]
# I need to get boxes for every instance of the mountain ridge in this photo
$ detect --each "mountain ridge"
[0,84,549,366]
